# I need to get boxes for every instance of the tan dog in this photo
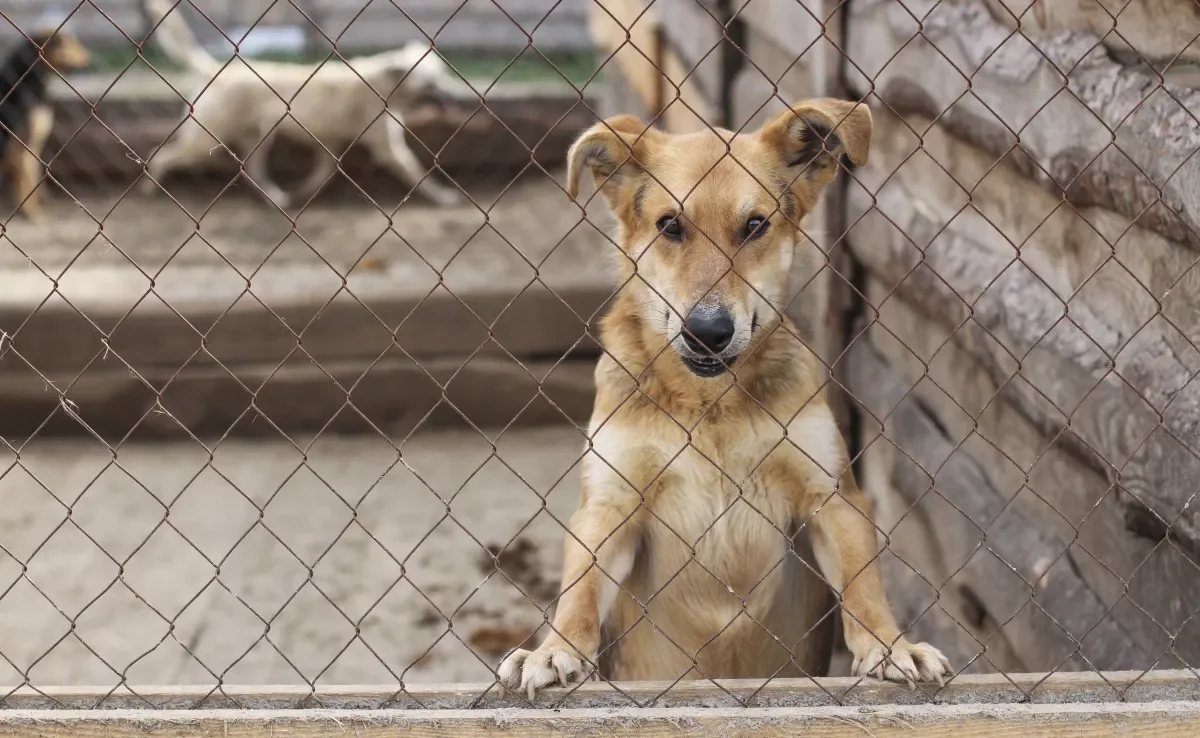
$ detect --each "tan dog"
[498,99,951,697]
[0,29,91,219]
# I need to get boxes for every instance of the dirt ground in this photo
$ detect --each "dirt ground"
[0,173,612,282]
[0,427,582,687]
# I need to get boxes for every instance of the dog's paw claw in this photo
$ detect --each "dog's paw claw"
[497,643,588,701]
[852,640,951,685]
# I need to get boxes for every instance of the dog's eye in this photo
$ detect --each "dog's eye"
[656,215,683,241]
[743,216,769,242]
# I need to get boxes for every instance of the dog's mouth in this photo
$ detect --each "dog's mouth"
[682,354,738,378]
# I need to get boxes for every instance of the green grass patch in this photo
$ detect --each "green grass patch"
[87,45,178,73]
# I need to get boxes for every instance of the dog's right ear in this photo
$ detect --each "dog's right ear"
[566,115,658,199]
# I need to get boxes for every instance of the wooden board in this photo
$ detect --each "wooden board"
[0,273,609,378]
[0,356,598,440]
[588,0,716,131]
[0,701,1197,737]
[3,670,1196,709]
[842,108,1200,666]
[847,341,1146,671]
[0,673,1195,735]
[845,0,1200,252]
[861,284,1175,668]
[983,0,1200,68]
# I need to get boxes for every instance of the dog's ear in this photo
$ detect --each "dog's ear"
[43,33,90,70]
[566,115,659,199]
[757,98,871,195]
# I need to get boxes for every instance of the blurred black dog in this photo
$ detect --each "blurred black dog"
[0,29,90,218]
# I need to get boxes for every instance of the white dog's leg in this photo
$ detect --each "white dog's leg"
[141,122,210,197]
[243,128,290,210]
[291,151,340,204]
[375,116,463,206]
[139,152,170,196]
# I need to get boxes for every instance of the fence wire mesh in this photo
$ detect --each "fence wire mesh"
[0,0,1195,713]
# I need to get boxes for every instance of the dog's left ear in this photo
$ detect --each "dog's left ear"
[758,98,871,191]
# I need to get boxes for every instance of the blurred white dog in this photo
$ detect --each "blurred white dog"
[141,0,465,207]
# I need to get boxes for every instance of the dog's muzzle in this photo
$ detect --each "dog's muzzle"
[680,309,738,378]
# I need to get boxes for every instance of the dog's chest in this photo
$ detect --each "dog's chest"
[644,424,794,594]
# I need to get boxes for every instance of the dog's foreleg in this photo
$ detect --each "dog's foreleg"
[497,449,642,700]
[380,115,462,206]
[788,404,952,686]
[12,104,56,218]
[142,119,208,197]
[9,146,43,219]
[291,151,339,204]
[244,126,291,210]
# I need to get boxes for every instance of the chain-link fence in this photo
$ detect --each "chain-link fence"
[0,0,1197,729]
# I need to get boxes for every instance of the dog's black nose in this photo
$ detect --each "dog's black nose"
[683,310,735,354]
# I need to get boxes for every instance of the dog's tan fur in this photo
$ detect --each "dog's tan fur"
[0,31,90,219]
[498,99,951,696]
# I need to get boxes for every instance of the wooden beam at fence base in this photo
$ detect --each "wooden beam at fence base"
[0,702,1198,737]
[4,671,1198,710]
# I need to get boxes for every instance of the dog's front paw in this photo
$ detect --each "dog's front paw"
[852,639,951,687]
[498,641,592,701]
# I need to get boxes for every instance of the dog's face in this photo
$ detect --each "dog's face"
[567,99,871,378]
[33,31,91,71]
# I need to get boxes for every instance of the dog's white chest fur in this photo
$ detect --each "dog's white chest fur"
[640,420,794,616]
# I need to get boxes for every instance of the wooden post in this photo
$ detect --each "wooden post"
[651,23,666,126]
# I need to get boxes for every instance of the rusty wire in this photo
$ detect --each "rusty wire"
[0,0,1194,713]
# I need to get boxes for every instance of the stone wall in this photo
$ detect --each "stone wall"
[591,0,1200,674]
